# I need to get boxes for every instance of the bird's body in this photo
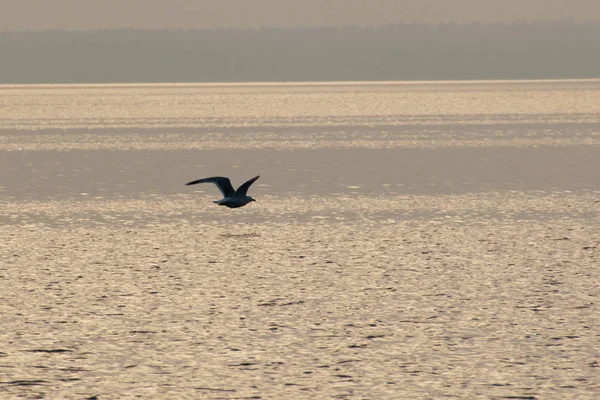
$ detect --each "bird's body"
[185,175,260,208]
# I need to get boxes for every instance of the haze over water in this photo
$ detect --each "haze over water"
[1,80,599,398]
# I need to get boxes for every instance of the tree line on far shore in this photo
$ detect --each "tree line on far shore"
[1,20,599,83]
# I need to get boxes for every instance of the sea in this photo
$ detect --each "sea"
[1,80,599,399]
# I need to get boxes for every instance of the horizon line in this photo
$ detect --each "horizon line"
[2,78,600,90]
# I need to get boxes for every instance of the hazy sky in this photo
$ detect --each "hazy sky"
[2,0,600,31]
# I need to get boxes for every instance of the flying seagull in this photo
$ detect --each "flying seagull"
[185,175,260,208]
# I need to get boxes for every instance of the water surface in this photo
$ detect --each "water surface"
[1,80,599,399]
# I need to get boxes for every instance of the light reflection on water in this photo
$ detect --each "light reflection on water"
[1,81,600,399]
[2,192,598,228]
[3,80,600,130]
[1,80,600,225]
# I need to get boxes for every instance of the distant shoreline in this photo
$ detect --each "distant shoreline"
[2,21,599,84]
[2,78,600,89]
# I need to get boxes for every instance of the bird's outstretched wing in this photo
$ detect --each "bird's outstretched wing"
[234,175,260,197]
[185,177,235,197]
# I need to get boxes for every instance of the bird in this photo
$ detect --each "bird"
[185,175,260,208]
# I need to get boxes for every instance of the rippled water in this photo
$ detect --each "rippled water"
[2,80,600,224]
[2,80,600,192]
[1,80,599,399]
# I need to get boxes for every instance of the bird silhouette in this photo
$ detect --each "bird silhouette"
[185,175,260,208]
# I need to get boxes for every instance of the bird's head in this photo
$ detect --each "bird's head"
[249,197,256,202]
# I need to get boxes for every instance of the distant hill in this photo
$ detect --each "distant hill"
[1,20,599,83]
